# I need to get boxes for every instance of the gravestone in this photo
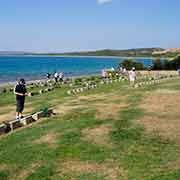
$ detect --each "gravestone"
[0,124,6,135]
[20,116,34,126]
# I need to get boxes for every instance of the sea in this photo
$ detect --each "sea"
[0,56,154,84]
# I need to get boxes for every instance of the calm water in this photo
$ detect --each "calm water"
[0,56,153,83]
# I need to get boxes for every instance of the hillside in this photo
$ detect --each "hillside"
[1,48,180,58]
[48,48,164,57]
[0,48,164,57]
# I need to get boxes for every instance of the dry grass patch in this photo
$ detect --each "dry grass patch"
[142,160,180,178]
[82,124,113,147]
[137,116,180,142]
[60,160,125,180]
[55,104,87,116]
[33,132,58,148]
[0,164,8,171]
[0,111,15,123]
[95,102,128,120]
[0,105,34,123]
[0,105,14,112]
[140,91,180,116]
[14,163,39,180]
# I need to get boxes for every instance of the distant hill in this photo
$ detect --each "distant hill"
[48,48,165,57]
[0,51,33,55]
[0,48,179,58]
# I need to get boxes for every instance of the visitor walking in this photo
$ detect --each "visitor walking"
[14,79,29,120]
[59,72,64,82]
[128,67,136,86]
[54,72,59,83]
[101,69,107,79]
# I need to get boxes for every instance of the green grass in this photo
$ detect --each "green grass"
[1,79,180,179]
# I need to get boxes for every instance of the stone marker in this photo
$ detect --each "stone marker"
[20,116,34,126]
[134,84,139,88]
[39,90,44,94]
[32,111,44,121]
[6,119,22,131]
[67,90,72,95]
[0,124,6,135]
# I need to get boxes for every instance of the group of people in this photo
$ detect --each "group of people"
[101,67,136,85]
[14,68,136,120]
[46,72,64,83]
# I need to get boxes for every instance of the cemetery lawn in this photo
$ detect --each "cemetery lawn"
[1,80,180,179]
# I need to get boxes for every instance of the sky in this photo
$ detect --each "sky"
[0,0,180,52]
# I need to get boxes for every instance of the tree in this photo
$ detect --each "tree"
[119,59,144,70]
[152,58,163,70]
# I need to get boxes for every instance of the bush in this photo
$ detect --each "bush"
[151,55,180,70]
[119,59,144,70]
[152,58,163,70]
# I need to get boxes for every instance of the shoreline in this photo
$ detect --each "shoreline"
[0,73,100,88]
[0,54,170,60]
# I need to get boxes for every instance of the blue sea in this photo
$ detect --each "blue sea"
[0,56,154,83]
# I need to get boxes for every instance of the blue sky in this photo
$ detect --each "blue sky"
[0,0,179,52]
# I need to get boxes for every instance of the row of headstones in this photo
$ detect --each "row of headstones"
[138,75,172,81]
[66,77,128,95]
[0,109,54,136]
[0,80,64,95]
[30,86,56,96]
[135,76,179,88]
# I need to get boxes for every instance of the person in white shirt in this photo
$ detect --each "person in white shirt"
[59,72,64,82]
[101,69,107,79]
[129,67,136,86]
[54,72,59,83]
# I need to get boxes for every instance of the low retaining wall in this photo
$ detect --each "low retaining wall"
[0,109,54,136]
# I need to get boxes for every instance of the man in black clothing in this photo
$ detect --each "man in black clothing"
[14,79,29,120]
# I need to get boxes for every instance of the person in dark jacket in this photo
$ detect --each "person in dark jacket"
[14,79,29,120]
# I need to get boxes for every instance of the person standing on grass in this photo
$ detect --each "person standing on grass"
[54,72,59,83]
[101,69,107,79]
[59,72,64,82]
[14,79,29,120]
[129,67,136,86]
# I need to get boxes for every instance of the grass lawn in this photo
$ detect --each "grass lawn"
[0,79,180,179]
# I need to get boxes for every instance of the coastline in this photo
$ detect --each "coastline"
[0,54,170,60]
[0,73,100,88]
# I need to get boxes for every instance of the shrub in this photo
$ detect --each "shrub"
[119,59,144,70]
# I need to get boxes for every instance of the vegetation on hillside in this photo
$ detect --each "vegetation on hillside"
[50,48,165,57]
[151,56,180,70]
